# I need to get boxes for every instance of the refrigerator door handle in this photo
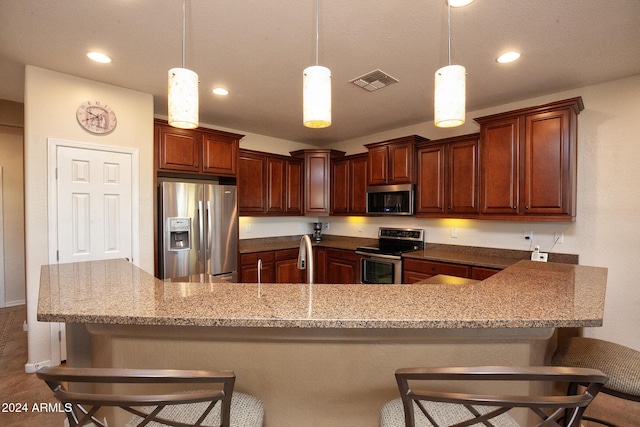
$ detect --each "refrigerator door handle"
[197,200,204,255]
[207,200,214,254]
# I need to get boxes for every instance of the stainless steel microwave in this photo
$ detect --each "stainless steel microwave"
[366,184,414,215]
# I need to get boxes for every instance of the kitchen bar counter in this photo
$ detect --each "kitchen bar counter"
[239,234,378,253]
[38,258,605,329]
[37,259,606,427]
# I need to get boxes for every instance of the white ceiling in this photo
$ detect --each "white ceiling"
[1,0,639,145]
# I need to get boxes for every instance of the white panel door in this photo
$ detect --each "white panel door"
[56,146,133,263]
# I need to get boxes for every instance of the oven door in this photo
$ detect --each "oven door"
[356,252,402,284]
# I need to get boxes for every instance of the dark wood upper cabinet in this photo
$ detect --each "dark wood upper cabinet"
[267,156,286,214]
[202,132,238,176]
[331,153,368,215]
[475,97,582,221]
[156,125,200,173]
[291,149,345,216]
[416,134,479,217]
[239,149,304,216]
[238,150,267,214]
[155,119,243,177]
[365,135,428,186]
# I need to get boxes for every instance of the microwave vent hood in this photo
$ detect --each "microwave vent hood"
[366,184,414,216]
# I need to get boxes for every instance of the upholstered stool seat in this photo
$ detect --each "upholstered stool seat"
[380,397,519,427]
[125,392,264,427]
[552,337,640,426]
[379,366,607,427]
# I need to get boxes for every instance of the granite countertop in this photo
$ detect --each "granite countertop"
[38,258,606,329]
[240,236,579,269]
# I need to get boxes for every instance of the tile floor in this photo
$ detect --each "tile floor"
[0,305,66,426]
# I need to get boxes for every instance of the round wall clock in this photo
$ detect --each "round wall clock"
[76,101,117,134]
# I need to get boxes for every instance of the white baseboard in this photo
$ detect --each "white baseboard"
[24,359,52,373]
[5,299,26,307]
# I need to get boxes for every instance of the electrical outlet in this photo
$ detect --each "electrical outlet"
[451,227,458,238]
[554,232,564,244]
[524,231,533,240]
[531,245,548,262]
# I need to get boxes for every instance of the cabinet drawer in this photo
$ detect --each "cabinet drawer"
[327,248,356,261]
[240,251,274,265]
[403,258,470,278]
[470,266,501,280]
[275,248,300,260]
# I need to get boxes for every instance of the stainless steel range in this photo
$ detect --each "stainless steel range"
[355,228,425,284]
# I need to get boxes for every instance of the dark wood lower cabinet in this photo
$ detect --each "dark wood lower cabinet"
[275,249,305,283]
[470,266,501,280]
[403,258,503,284]
[326,249,357,284]
[239,251,274,283]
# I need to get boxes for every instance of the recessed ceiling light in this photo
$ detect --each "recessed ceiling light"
[87,51,112,63]
[448,0,475,7]
[212,87,229,96]
[496,51,521,64]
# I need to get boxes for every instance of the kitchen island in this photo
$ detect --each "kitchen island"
[38,259,607,427]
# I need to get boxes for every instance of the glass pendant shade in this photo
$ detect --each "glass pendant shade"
[303,65,332,128]
[434,65,465,128]
[168,67,199,129]
[434,64,466,128]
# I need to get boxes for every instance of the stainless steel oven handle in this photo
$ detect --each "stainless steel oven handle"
[355,251,402,260]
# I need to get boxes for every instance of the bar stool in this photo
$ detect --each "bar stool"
[552,337,640,427]
[37,366,264,427]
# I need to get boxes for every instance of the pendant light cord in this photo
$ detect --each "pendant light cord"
[447,1,451,66]
[182,0,186,68]
[315,0,319,66]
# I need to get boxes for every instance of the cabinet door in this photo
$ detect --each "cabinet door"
[416,144,445,214]
[157,126,200,172]
[389,141,414,184]
[349,155,368,214]
[403,270,432,284]
[286,158,304,215]
[202,133,238,176]
[315,247,327,283]
[267,156,286,214]
[275,249,305,283]
[367,145,388,185]
[448,137,479,213]
[305,152,331,215]
[480,117,520,215]
[331,159,349,214]
[238,151,267,214]
[523,109,572,216]
[327,249,356,284]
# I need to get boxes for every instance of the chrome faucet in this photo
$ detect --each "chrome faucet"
[297,234,314,284]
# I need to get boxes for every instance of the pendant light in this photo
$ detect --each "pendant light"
[168,0,198,129]
[303,0,331,128]
[434,1,465,128]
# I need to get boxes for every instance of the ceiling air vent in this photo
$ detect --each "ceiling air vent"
[350,69,399,92]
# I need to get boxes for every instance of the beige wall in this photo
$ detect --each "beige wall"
[24,66,154,370]
[0,123,25,306]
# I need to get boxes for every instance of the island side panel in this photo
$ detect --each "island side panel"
[86,325,555,427]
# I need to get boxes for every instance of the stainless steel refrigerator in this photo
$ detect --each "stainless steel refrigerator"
[159,181,238,281]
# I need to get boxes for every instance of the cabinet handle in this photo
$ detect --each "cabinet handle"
[513,206,517,209]
[525,205,529,209]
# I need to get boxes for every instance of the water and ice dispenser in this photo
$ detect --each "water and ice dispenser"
[167,217,191,251]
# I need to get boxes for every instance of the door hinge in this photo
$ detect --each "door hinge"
[55,167,58,179]
[56,250,59,261]
[58,330,62,342]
